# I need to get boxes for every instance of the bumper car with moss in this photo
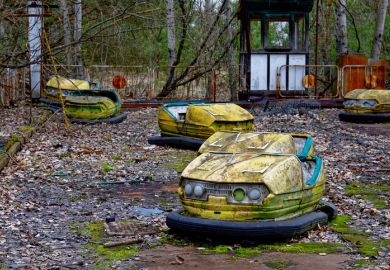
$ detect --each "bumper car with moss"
[44,76,127,124]
[148,102,254,150]
[166,152,336,238]
[339,89,390,123]
[199,131,314,158]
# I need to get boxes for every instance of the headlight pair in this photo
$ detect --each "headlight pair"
[182,180,269,205]
[344,99,377,108]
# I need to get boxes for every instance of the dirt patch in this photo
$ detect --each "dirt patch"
[136,245,350,270]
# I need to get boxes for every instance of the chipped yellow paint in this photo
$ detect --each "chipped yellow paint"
[158,104,254,139]
[179,153,325,221]
[199,131,298,155]
[46,76,91,90]
[64,95,120,119]
[344,89,390,113]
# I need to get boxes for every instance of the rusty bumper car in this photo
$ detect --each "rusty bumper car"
[339,89,390,123]
[148,102,254,150]
[166,152,336,238]
[44,76,127,124]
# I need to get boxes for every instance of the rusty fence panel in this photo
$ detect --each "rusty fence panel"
[277,65,341,98]
[0,68,27,107]
[341,65,387,96]
[44,64,235,101]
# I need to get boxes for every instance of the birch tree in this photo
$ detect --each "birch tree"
[59,0,72,66]
[371,0,388,59]
[335,0,348,55]
[73,0,83,76]
[166,0,176,68]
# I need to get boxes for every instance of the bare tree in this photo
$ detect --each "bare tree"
[166,0,176,68]
[371,0,388,60]
[59,0,72,66]
[73,0,83,76]
[225,0,236,101]
[335,0,348,55]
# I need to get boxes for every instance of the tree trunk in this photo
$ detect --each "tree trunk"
[73,0,83,77]
[163,0,176,97]
[205,0,212,100]
[371,0,388,60]
[59,0,72,66]
[166,0,176,68]
[335,0,348,55]
[225,0,236,101]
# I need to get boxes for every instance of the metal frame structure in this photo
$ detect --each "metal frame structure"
[239,0,314,97]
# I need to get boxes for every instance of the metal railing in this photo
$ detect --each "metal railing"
[276,64,341,98]
[45,65,234,101]
[341,65,387,96]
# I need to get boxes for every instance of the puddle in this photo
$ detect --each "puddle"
[131,207,164,217]
[0,141,6,152]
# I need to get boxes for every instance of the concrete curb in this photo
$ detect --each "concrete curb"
[0,110,52,172]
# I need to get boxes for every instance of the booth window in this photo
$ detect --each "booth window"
[267,20,290,49]
[250,20,262,49]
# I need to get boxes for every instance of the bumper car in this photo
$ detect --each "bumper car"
[148,102,254,150]
[43,76,127,124]
[198,131,314,158]
[339,89,390,123]
[166,152,336,238]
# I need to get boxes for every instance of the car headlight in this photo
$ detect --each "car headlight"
[194,184,205,197]
[233,187,246,201]
[47,88,57,95]
[248,188,262,200]
[344,100,357,107]
[359,100,377,108]
[184,184,193,196]
[181,180,269,204]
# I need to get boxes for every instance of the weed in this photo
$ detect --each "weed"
[101,162,112,173]
[264,259,294,270]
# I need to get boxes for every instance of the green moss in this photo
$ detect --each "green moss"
[368,184,390,192]
[159,233,194,247]
[345,183,388,209]
[101,162,112,173]
[330,215,390,257]
[2,134,22,153]
[122,147,132,152]
[259,242,343,254]
[203,245,233,254]
[19,125,34,133]
[354,259,373,269]
[81,221,139,269]
[164,151,197,173]
[264,259,294,270]
[201,242,343,257]
[111,154,122,160]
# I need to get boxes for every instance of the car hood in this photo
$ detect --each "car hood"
[181,152,304,194]
[47,76,91,90]
[198,131,297,155]
[345,89,390,104]
[185,104,254,126]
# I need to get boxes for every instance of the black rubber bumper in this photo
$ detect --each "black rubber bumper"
[148,136,205,150]
[68,112,128,124]
[166,210,329,238]
[339,112,390,123]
